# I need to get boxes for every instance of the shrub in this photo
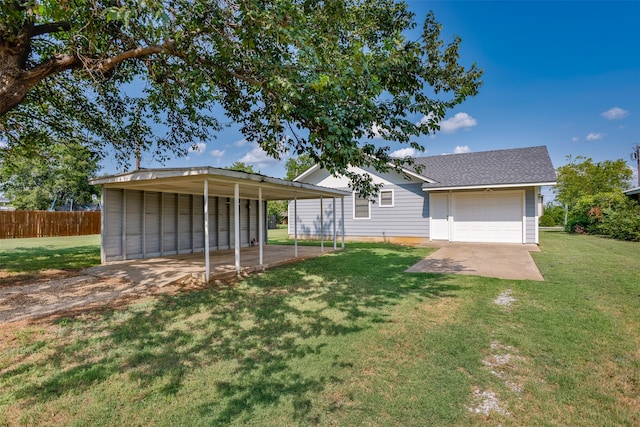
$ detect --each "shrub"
[539,214,555,226]
[567,191,640,241]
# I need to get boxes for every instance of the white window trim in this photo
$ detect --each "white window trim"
[379,189,395,207]
[352,192,371,220]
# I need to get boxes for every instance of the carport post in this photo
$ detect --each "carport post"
[294,193,298,257]
[320,196,324,252]
[341,197,345,249]
[258,187,264,269]
[204,179,210,283]
[332,197,337,250]
[234,183,240,275]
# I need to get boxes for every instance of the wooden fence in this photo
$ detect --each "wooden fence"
[0,211,101,239]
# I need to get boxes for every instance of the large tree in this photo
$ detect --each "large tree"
[0,140,101,210]
[0,0,482,196]
[554,156,633,209]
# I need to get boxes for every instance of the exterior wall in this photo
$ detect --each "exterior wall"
[291,166,430,241]
[525,187,537,244]
[102,188,267,262]
[293,166,540,244]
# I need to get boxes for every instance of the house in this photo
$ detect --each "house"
[623,187,640,202]
[0,196,14,211]
[291,146,557,244]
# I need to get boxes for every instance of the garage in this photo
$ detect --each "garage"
[452,191,524,243]
[429,190,526,244]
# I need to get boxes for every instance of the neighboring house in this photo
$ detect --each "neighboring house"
[623,187,640,202]
[291,146,557,244]
[0,196,14,211]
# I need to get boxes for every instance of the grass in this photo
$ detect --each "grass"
[0,231,639,426]
[0,235,100,273]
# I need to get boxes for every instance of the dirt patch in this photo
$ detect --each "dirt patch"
[0,269,208,325]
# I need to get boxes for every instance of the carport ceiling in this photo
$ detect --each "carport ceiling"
[90,167,350,201]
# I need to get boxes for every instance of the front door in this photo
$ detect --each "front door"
[430,193,449,240]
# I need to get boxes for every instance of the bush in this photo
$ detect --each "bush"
[567,191,640,241]
[544,203,565,225]
[539,214,555,226]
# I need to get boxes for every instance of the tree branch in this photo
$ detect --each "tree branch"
[30,22,71,38]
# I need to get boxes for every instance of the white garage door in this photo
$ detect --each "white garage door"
[452,191,524,243]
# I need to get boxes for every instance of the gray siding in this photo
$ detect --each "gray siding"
[525,187,536,244]
[102,188,266,262]
[290,183,429,239]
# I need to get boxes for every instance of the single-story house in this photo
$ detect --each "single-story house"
[624,187,640,202]
[290,146,557,244]
[89,167,349,281]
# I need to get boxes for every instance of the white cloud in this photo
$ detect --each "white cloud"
[417,112,437,126]
[210,149,225,158]
[390,147,417,158]
[571,136,579,142]
[0,140,7,148]
[233,139,249,147]
[454,145,471,154]
[601,107,629,120]
[370,123,388,139]
[189,142,206,154]
[586,132,604,141]
[239,144,281,168]
[440,112,477,133]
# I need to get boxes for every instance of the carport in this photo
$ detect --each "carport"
[90,167,350,282]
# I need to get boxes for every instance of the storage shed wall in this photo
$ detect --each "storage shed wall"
[102,188,267,262]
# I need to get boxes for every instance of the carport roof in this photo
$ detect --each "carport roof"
[90,167,351,200]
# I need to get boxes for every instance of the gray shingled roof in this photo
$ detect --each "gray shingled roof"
[414,146,557,189]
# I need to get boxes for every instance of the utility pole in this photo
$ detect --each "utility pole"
[632,144,640,187]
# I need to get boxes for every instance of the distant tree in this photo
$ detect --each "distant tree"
[0,141,100,210]
[224,162,259,174]
[0,1,481,197]
[543,202,565,226]
[554,156,633,210]
[285,154,315,181]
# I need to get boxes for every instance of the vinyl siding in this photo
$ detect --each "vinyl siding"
[289,183,429,238]
[525,187,536,244]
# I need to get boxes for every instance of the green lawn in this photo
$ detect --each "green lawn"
[1,231,638,426]
[0,235,101,272]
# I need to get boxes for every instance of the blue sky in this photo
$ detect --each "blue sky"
[105,1,640,197]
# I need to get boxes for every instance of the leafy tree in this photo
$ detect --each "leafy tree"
[0,0,481,196]
[224,162,259,174]
[554,156,633,209]
[285,154,315,181]
[0,141,100,210]
[543,202,565,226]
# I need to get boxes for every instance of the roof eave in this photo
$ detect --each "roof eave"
[422,181,557,192]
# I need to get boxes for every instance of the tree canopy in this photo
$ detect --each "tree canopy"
[553,156,633,208]
[0,140,100,210]
[285,154,315,181]
[0,0,482,196]
[224,161,259,174]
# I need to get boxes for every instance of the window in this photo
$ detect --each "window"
[379,189,394,207]
[353,193,370,219]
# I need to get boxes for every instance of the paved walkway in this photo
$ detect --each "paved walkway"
[84,245,335,286]
[406,243,544,281]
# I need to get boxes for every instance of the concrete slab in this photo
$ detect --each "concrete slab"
[406,243,543,281]
[84,245,334,287]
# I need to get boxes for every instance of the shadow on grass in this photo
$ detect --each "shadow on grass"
[0,245,100,273]
[3,243,460,424]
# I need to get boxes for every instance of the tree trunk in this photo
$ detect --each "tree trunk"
[0,46,32,117]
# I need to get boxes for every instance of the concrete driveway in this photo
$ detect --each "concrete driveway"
[406,243,543,281]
